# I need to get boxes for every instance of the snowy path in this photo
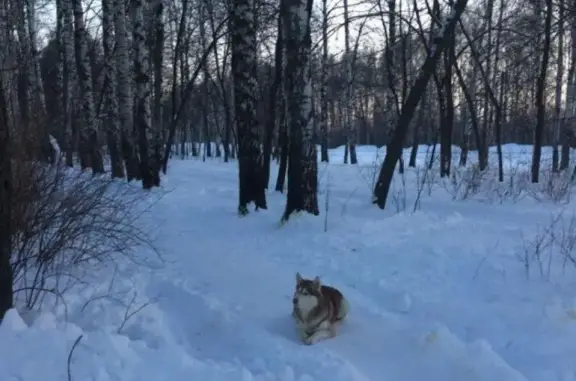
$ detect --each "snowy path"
[139,160,546,381]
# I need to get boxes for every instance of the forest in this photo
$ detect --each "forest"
[0,0,572,322]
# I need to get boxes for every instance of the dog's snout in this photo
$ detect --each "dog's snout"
[292,298,298,304]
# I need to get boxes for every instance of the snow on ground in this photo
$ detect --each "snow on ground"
[1,144,576,381]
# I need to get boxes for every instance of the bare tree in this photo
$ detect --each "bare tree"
[72,0,104,173]
[319,0,329,162]
[343,0,357,164]
[102,0,125,178]
[231,0,267,214]
[281,0,319,221]
[115,0,140,180]
[531,0,553,183]
[552,0,565,172]
[132,0,160,188]
[373,0,469,209]
[0,3,13,317]
[57,0,77,167]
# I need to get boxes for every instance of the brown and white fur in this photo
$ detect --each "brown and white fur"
[291,272,350,345]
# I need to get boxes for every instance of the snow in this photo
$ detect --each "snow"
[2,143,576,381]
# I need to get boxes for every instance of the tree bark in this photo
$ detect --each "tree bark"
[72,0,104,174]
[263,8,284,188]
[231,0,267,214]
[0,45,13,319]
[531,0,553,183]
[132,0,159,188]
[281,0,319,221]
[102,0,125,178]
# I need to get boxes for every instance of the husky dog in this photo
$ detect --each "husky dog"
[291,272,350,345]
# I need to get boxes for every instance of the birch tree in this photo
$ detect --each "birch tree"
[319,0,329,162]
[263,7,284,188]
[57,0,76,166]
[72,0,104,173]
[280,0,319,221]
[343,0,357,164]
[0,0,13,320]
[115,0,140,180]
[151,0,164,170]
[231,0,267,214]
[561,0,576,171]
[132,0,159,188]
[102,0,124,178]
[552,0,564,172]
[531,0,552,183]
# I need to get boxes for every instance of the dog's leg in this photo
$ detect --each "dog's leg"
[298,327,309,342]
[303,322,336,345]
[304,329,333,345]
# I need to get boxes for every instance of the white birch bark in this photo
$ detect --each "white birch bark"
[15,2,31,124]
[319,0,329,162]
[151,0,164,166]
[58,0,77,166]
[102,0,125,178]
[552,0,564,171]
[115,0,139,180]
[342,0,357,164]
[24,0,45,116]
[231,0,267,213]
[132,0,158,188]
[72,0,104,173]
[281,0,319,220]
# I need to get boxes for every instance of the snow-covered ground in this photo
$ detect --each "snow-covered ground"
[2,144,576,381]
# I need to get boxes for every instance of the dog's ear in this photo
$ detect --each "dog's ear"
[296,272,303,284]
[313,276,321,290]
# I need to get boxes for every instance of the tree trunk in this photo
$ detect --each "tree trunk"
[263,9,284,188]
[275,99,289,192]
[440,1,454,177]
[72,0,104,174]
[152,0,164,173]
[552,0,564,172]
[531,0,553,183]
[563,0,576,171]
[132,0,159,188]
[115,0,140,180]
[343,0,357,164]
[57,0,76,167]
[0,65,13,321]
[281,0,319,221]
[319,0,329,162]
[102,0,125,178]
[231,0,267,214]
[373,0,468,209]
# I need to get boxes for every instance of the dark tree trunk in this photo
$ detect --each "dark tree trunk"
[231,0,267,214]
[263,10,284,188]
[531,0,553,183]
[319,0,329,162]
[440,25,454,177]
[102,0,125,179]
[275,114,289,192]
[409,90,426,167]
[373,0,468,209]
[453,51,481,168]
[0,76,13,320]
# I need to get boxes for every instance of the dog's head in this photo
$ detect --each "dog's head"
[293,272,322,314]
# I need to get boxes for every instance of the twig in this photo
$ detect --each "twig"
[67,334,84,381]
[116,292,158,334]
